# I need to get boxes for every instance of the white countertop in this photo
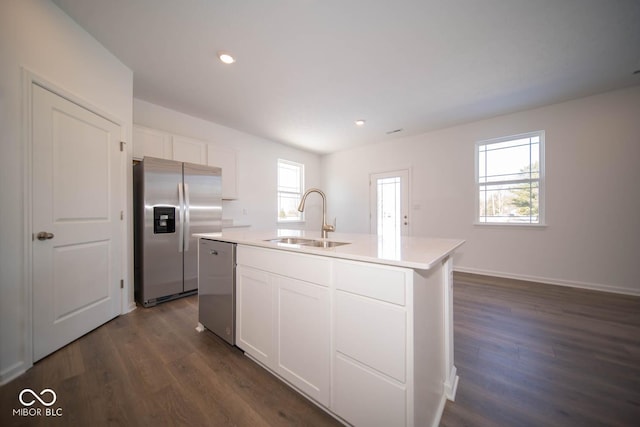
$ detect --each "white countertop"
[194,229,464,270]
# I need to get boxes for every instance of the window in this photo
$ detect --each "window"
[277,159,304,222]
[476,131,544,225]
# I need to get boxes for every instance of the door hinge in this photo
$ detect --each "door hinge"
[120,210,124,220]
[120,279,124,289]
[120,141,125,152]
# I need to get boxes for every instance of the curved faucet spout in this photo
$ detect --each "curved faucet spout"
[297,188,335,239]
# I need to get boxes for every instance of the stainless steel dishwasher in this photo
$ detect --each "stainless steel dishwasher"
[198,239,236,345]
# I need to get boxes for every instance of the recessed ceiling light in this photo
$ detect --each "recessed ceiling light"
[218,51,235,64]
[355,120,366,126]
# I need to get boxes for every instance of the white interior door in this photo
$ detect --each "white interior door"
[32,84,123,361]
[370,170,410,236]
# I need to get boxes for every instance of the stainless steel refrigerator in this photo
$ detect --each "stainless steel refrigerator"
[134,157,222,307]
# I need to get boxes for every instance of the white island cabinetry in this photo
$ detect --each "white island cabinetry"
[197,230,463,427]
[332,260,411,426]
[236,245,331,406]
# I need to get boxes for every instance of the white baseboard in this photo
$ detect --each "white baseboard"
[125,301,137,313]
[0,360,27,386]
[444,367,459,401]
[453,266,640,297]
[432,393,448,427]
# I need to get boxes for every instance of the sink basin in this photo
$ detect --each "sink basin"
[265,237,350,248]
[302,240,349,248]
[266,237,315,245]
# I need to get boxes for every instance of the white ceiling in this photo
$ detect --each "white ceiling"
[53,0,640,154]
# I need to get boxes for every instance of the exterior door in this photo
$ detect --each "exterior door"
[32,84,123,361]
[370,170,410,236]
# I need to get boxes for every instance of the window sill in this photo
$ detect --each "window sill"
[474,222,547,229]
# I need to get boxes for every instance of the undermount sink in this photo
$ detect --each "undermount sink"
[265,237,349,248]
[266,237,315,245]
[301,240,349,248]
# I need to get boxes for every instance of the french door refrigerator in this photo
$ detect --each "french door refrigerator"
[134,157,222,307]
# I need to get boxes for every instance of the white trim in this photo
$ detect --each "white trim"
[453,266,640,297]
[442,256,458,401]
[431,394,448,427]
[20,68,35,381]
[472,222,548,229]
[0,361,28,386]
[125,302,137,314]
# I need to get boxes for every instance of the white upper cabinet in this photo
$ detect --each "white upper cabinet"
[132,125,239,199]
[207,145,238,200]
[132,125,171,160]
[171,134,207,165]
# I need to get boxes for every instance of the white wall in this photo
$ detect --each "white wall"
[0,0,133,384]
[322,86,640,295]
[133,99,323,231]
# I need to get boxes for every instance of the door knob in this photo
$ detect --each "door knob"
[36,231,55,241]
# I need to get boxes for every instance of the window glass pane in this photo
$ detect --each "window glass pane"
[278,163,301,193]
[479,181,539,223]
[278,192,302,221]
[377,177,401,237]
[483,143,531,182]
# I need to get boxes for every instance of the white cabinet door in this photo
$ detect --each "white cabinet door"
[335,290,407,382]
[236,265,274,368]
[132,125,171,160]
[333,354,406,427]
[275,275,330,406]
[207,145,238,199]
[172,134,207,165]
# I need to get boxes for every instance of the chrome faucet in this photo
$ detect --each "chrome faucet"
[297,188,335,239]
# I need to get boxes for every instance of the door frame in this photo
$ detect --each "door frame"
[369,168,411,236]
[21,69,130,370]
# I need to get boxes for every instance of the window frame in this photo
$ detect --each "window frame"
[474,130,545,227]
[277,158,305,223]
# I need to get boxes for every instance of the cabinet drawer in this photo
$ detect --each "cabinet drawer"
[334,260,407,305]
[238,245,331,286]
[335,290,406,382]
[333,354,406,427]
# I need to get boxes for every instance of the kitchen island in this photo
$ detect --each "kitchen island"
[195,230,464,427]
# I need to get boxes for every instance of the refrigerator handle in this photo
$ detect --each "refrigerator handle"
[178,182,184,253]
[184,183,190,252]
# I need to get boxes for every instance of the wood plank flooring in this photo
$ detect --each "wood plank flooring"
[2,273,639,426]
[0,297,339,427]
[440,273,640,427]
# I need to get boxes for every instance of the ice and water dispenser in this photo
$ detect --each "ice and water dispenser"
[153,206,175,234]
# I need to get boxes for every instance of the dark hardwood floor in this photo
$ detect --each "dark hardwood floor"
[440,273,640,427]
[2,273,639,426]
